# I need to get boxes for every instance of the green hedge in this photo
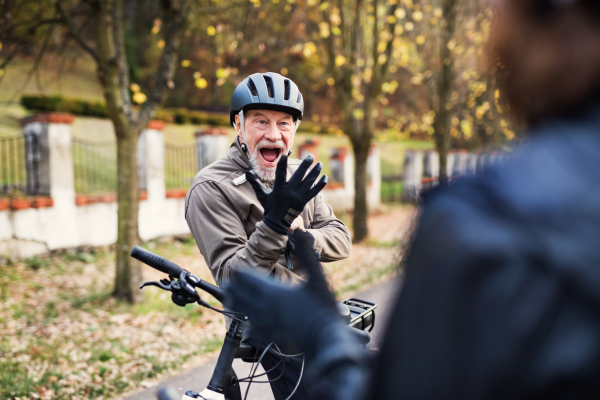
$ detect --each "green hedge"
[21,95,232,127]
[156,107,230,126]
[21,95,110,118]
[20,94,340,133]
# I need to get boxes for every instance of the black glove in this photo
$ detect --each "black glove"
[247,155,327,235]
[222,230,341,352]
[283,232,320,270]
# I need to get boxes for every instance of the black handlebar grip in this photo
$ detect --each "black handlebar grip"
[130,245,183,277]
[196,280,227,304]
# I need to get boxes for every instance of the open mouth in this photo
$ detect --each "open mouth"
[259,147,283,164]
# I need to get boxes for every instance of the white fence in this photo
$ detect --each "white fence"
[0,113,381,259]
[403,149,506,201]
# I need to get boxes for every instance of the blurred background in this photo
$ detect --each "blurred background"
[0,0,517,399]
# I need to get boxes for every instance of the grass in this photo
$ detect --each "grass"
[381,180,404,204]
[0,55,104,103]
[0,360,65,400]
[0,205,415,400]
[0,246,226,400]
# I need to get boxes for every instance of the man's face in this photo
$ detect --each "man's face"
[235,109,295,183]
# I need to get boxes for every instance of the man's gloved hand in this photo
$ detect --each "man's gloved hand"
[247,155,327,235]
[222,229,340,351]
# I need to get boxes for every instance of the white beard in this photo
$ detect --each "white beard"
[248,139,287,185]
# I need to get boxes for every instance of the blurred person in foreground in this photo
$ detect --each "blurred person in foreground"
[185,72,350,399]
[223,0,600,399]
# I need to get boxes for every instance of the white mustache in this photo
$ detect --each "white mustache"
[255,140,286,153]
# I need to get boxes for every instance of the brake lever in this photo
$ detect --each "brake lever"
[140,280,174,291]
[139,272,216,311]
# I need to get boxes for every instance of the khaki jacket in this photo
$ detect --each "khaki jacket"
[185,139,351,286]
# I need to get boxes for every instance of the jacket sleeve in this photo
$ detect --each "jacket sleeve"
[307,193,352,262]
[186,181,298,285]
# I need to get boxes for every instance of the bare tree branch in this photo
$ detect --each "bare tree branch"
[7,23,55,103]
[0,42,23,71]
[375,2,399,91]
[56,0,100,62]
[137,0,186,129]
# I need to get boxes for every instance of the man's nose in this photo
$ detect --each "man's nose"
[263,122,283,141]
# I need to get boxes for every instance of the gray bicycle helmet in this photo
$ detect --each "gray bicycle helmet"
[230,72,304,127]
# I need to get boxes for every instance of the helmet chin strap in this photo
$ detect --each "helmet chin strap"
[237,110,248,153]
[236,110,301,157]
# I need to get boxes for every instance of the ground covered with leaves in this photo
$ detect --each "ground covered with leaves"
[0,204,416,400]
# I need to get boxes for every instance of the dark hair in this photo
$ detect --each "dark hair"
[488,0,600,124]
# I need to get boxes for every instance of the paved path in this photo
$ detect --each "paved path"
[122,276,402,400]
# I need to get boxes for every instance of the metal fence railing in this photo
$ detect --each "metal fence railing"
[1,135,27,197]
[380,159,403,203]
[165,143,197,190]
[72,137,117,195]
[381,174,404,203]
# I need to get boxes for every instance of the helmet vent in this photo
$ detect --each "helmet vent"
[247,79,259,96]
[263,75,274,98]
[297,92,302,104]
[284,80,290,101]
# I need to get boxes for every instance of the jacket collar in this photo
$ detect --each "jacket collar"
[228,138,253,171]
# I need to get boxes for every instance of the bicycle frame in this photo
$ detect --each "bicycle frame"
[130,245,376,400]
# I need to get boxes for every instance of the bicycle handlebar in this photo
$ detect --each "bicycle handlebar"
[196,279,227,304]
[131,245,183,277]
[131,245,229,304]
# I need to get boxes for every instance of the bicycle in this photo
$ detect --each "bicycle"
[130,245,377,400]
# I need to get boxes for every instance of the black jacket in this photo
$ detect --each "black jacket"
[370,104,600,399]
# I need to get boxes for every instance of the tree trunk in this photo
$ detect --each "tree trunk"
[433,0,458,186]
[435,126,450,185]
[113,126,143,302]
[352,146,369,243]
[93,0,143,303]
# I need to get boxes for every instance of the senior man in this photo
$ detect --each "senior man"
[184,72,351,399]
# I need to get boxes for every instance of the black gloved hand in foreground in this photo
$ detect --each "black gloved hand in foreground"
[222,229,340,351]
[247,155,327,235]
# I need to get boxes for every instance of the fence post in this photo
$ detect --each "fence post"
[454,150,469,177]
[21,113,75,198]
[298,139,320,161]
[195,127,230,171]
[19,112,78,248]
[466,153,479,175]
[423,150,439,179]
[329,147,348,184]
[137,120,165,200]
[446,151,456,178]
[367,144,381,210]
[138,121,168,241]
[403,150,423,202]
[476,153,490,174]
[325,147,354,211]
[21,113,75,197]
